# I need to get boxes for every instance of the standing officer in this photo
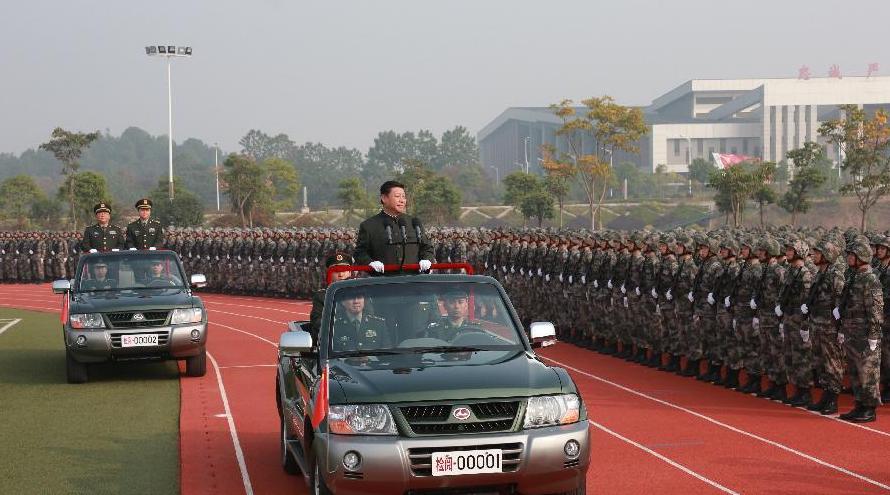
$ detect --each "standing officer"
[81,203,125,252]
[308,252,354,342]
[353,180,435,275]
[126,198,165,249]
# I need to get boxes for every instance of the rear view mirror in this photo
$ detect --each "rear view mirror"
[280,330,313,357]
[52,279,71,294]
[190,274,207,288]
[529,322,557,348]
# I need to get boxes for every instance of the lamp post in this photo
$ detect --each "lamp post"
[489,165,499,185]
[145,44,192,201]
[522,136,530,173]
[214,142,220,211]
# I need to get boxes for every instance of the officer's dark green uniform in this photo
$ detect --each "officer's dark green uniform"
[353,211,435,268]
[423,318,484,342]
[332,311,389,351]
[81,261,116,290]
[126,198,165,249]
[309,252,353,341]
[81,203,125,252]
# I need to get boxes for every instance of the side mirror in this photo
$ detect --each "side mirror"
[280,330,313,357]
[529,321,557,348]
[52,279,71,294]
[190,274,207,288]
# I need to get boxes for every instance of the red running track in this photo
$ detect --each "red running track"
[2,284,889,495]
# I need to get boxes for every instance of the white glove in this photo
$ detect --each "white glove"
[519,267,524,275]
[779,323,785,340]
[752,317,760,329]
[666,290,673,301]
[280,256,284,263]
[800,304,809,315]
[655,304,661,315]
[369,261,385,273]
[774,305,783,317]
[215,255,219,260]
[582,275,587,284]
[501,265,507,273]
[237,255,241,261]
[28,249,33,254]
[623,296,628,307]
[732,319,737,331]
[837,333,845,345]
[537,268,542,276]
[419,259,432,272]
[558,273,564,282]
[149,247,156,251]
[800,329,810,343]
[607,280,613,289]
[111,248,119,252]
[724,296,731,308]
[129,247,137,251]
[651,287,657,299]
[832,307,841,320]
[635,286,641,296]
[687,291,694,302]
[750,298,758,310]
[620,284,626,294]
[568,275,573,284]
[593,279,599,288]
[868,339,879,352]
[707,293,715,305]
[89,249,98,253]
[545,274,550,282]
[510,266,515,273]
[484,261,488,268]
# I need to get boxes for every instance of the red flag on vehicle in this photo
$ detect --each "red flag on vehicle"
[310,362,329,429]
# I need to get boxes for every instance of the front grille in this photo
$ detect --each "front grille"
[399,401,520,436]
[343,472,363,480]
[106,311,170,328]
[110,330,170,348]
[564,459,580,469]
[407,442,523,477]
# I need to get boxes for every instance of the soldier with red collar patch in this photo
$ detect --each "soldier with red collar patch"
[81,203,125,252]
[126,198,165,249]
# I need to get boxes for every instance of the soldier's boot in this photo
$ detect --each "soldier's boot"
[839,402,864,421]
[681,358,700,377]
[647,352,662,368]
[711,364,727,385]
[819,392,838,415]
[723,368,740,389]
[663,354,680,372]
[807,390,831,411]
[788,387,811,407]
[601,341,616,355]
[781,385,797,405]
[847,406,876,423]
[740,373,760,394]
[635,348,649,364]
[770,384,788,402]
[757,380,776,398]
[880,383,890,404]
[700,362,720,382]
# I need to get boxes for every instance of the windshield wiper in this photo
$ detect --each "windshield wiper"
[334,349,406,358]
[406,346,487,354]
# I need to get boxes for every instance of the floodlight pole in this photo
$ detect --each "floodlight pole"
[214,143,220,211]
[167,58,174,201]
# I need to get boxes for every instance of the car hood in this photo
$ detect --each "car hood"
[70,288,197,313]
[330,351,564,404]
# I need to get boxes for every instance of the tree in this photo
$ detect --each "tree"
[502,172,554,226]
[819,104,890,230]
[707,162,771,227]
[149,178,205,227]
[519,189,555,227]
[39,127,100,230]
[544,169,571,228]
[688,158,716,187]
[219,154,298,227]
[753,184,777,227]
[0,175,46,228]
[365,130,438,184]
[779,142,827,225]
[338,177,370,225]
[542,97,648,230]
[59,171,111,225]
[239,129,294,162]
[434,126,479,171]
[414,177,462,226]
[655,164,668,199]
[30,198,65,230]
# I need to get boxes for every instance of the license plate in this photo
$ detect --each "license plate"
[431,449,502,476]
[121,334,159,347]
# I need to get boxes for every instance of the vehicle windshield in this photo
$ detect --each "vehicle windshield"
[77,253,186,291]
[328,282,523,357]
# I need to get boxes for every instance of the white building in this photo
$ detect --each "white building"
[478,76,890,174]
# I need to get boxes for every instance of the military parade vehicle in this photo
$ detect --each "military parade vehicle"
[275,263,589,495]
[52,249,208,383]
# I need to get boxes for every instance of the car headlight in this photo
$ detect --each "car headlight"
[171,308,203,325]
[328,404,397,435]
[69,313,105,329]
[523,394,580,428]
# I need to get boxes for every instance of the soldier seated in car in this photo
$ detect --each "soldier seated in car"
[308,251,353,343]
[423,288,484,342]
[144,259,178,287]
[81,260,116,290]
[332,289,389,353]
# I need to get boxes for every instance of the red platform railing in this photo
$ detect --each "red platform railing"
[326,262,474,286]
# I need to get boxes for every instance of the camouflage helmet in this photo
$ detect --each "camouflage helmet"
[846,240,873,262]
[720,237,739,256]
[874,235,890,251]
[758,237,782,257]
[812,240,840,264]
[787,239,809,260]
[675,235,694,253]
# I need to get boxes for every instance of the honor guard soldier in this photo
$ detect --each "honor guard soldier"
[126,198,165,249]
[81,203,125,252]
[308,251,354,342]
[353,180,435,275]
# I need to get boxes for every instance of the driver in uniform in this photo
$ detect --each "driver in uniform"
[81,260,115,290]
[332,290,389,352]
[424,289,483,342]
[144,259,176,287]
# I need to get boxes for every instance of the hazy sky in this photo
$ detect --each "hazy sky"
[1,0,885,155]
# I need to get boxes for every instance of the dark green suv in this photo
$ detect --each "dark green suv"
[276,273,589,495]
[53,250,208,384]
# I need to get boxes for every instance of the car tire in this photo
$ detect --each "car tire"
[280,414,301,475]
[66,350,88,384]
[185,349,207,377]
[310,453,333,495]
[561,486,586,495]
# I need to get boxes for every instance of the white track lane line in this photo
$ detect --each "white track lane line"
[203,300,309,315]
[209,310,287,325]
[591,420,740,494]
[543,356,890,492]
[219,364,278,369]
[212,321,279,348]
[201,294,305,306]
[0,318,22,337]
[208,351,254,495]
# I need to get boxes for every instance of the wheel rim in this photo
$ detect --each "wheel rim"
[314,463,321,495]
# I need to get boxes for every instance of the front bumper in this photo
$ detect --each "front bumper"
[65,323,207,363]
[319,420,590,495]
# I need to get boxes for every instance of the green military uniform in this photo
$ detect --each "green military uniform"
[309,252,353,342]
[332,312,389,352]
[353,211,435,269]
[126,198,165,249]
[81,278,116,291]
[81,203,125,252]
[423,318,483,342]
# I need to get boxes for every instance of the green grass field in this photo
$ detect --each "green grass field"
[0,308,180,494]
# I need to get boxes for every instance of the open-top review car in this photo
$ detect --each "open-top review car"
[276,264,589,495]
[53,250,209,383]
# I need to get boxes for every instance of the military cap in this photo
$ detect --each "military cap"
[325,251,353,268]
[135,198,153,209]
[94,202,111,214]
[93,259,108,267]
[441,287,470,300]
[847,240,873,262]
